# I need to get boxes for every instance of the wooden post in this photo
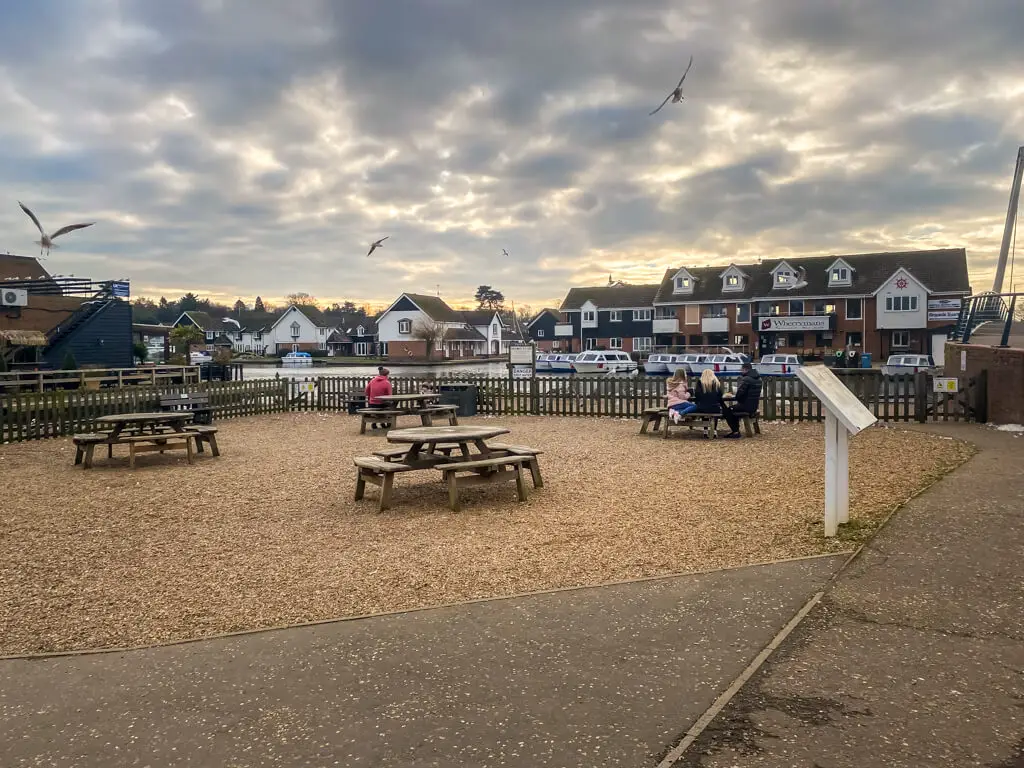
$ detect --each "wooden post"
[836,422,849,524]
[824,411,839,537]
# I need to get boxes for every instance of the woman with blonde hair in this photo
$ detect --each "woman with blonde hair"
[665,368,695,423]
[691,368,726,415]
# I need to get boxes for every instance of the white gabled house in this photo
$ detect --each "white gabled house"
[377,293,491,360]
[263,304,337,355]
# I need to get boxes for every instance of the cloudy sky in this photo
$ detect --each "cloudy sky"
[1,0,1022,309]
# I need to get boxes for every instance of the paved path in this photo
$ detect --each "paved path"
[0,556,843,767]
[676,424,1024,768]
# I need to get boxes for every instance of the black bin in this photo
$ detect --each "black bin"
[438,383,478,417]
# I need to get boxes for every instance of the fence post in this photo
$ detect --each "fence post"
[914,372,928,423]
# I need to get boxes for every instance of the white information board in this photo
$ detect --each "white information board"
[797,366,879,537]
[509,344,534,365]
[797,366,877,435]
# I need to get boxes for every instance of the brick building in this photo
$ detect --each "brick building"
[552,249,970,361]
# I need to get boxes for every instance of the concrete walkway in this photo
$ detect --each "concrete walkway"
[0,556,843,767]
[675,423,1024,768]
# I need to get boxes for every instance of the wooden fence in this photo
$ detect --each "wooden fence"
[1,370,969,444]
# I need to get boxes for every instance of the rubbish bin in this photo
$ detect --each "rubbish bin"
[438,382,478,417]
[861,353,872,369]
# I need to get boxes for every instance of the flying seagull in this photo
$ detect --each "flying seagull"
[366,236,389,257]
[18,201,95,256]
[786,266,809,291]
[649,55,694,116]
[502,248,509,257]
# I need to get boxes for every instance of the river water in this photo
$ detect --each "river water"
[241,362,510,380]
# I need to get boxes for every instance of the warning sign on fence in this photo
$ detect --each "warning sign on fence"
[932,377,958,393]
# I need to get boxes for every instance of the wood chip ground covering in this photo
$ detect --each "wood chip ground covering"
[0,413,973,654]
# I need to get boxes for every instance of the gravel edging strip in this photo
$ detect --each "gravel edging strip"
[0,552,848,661]
[655,432,977,766]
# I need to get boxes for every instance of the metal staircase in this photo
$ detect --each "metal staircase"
[45,297,114,351]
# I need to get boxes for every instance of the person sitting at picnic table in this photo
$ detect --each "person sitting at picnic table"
[365,367,393,429]
[722,362,762,439]
[666,369,695,423]
[691,369,726,416]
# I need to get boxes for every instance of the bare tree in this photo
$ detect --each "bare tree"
[412,319,448,360]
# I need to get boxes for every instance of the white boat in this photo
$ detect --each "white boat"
[643,353,675,375]
[535,354,553,372]
[281,351,314,367]
[880,354,936,377]
[189,351,212,364]
[755,354,802,376]
[571,351,639,375]
[667,353,709,375]
[548,354,578,373]
[690,353,750,378]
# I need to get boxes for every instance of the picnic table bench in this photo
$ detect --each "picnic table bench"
[72,412,220,468]
[353,425,543,512]
[159,392,213,425]
[639,406,761,439]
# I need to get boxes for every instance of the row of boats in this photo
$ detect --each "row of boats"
[537,351,937,377]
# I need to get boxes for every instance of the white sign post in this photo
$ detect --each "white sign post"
[797,366,878,537]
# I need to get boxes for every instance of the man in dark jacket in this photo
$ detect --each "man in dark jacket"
[723,363,762,438]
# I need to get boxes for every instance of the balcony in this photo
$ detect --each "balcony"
[701,316,730,333]
[554,323,574,337]
[652,318,679,334]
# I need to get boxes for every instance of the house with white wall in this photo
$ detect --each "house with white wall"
[263,305,337,355]
[377,293,488,359]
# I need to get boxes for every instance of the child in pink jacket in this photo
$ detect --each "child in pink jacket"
[666,369,695,423]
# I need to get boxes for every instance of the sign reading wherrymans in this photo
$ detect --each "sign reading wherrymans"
[758,315,831,332]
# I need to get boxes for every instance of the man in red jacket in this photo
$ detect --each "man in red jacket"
[365,367,393,429]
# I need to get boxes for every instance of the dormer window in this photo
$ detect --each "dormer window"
[398,319,412,334]
[776,272,791,285]
[720,265,746,293]
[676,277,691,291]
[290,321,301,337]
[357,325,365,336]
[673,269,696,294]
[827,260,854,286]
[771,261,799,289]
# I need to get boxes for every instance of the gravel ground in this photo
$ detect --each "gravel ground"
[0,413,974,654]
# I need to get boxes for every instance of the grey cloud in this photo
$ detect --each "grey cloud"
[0,0,1018,305]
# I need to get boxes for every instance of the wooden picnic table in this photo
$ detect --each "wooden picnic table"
[354,425,543,512]
[75,412,200,469]
[385,425,510,465]
[374,393,441,410]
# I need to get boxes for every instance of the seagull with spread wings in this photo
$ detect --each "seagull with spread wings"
[18,202,95,256]
[649,55,694,116]
[366,236,389,257]
[502,248,509,257]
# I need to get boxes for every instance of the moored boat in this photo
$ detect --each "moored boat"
[643,353,675,375]
[755,354,802,376]
[571,351,639,374]
[548,353,578,373]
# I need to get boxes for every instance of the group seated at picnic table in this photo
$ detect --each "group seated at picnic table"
[641,364,763,439]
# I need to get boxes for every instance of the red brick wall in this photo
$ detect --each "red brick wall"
[387,340,428,360]
[945,342,1024,425]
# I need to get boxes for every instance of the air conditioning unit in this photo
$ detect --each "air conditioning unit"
[1,288,28,307]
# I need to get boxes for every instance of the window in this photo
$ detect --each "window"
[536,329,545,338]
[847,331,863,347]
[492,323,498,334]
[829,266,851,285]
[776,271,791,285]
[846,299,862,320]
[885,295,918,312]
[674,276,692,292]
[632,309,652,321]
[733,335,748,346]
[398,319,412,334]
[205,331,215,341]
[254,332,262,340]
[723,274,742,291]
[357,326,365,336]
[737,304,750,323]
[318,327,325,335]
[756,302,771,316]
[585,338,596,350]
[814,331,834,346]
[789,300,804,315]
[814,301,837,315]
[582,310,596,323]
[705,304,727,318]
[633,337,652,352]
[892,331,910,348]
[609,310,622,322]
[788,332,804,348]
[609,337,623,349]
[771,304,782,316]
[289,321,301,337]
[655,306,676,318]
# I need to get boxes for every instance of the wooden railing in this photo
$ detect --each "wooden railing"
[0,365,202,392]
[1,371,969,444]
